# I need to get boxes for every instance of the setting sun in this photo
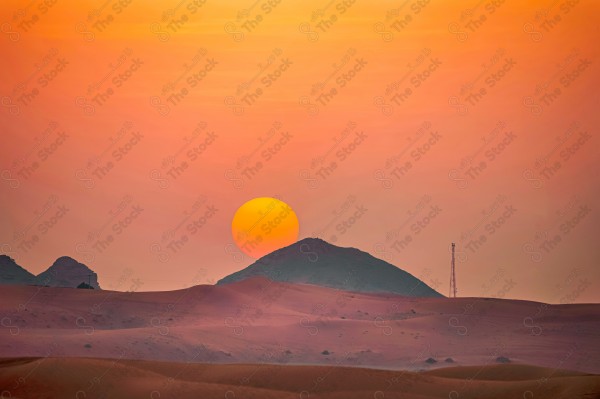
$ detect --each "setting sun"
[232,197,299,258]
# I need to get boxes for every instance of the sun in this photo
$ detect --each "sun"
[232,197,299,258]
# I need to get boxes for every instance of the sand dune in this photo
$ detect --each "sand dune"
[0,277,599,375]
[0,357,598,399]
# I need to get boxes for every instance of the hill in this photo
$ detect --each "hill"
[36,256,101,289]
[0,255,100,289]
[218,237,442,297]
[0,255,35,285]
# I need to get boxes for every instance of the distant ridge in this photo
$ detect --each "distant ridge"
[36,256,101,289]
[0,255,101,289]
[0,255,35,285]
[218,237,443,297]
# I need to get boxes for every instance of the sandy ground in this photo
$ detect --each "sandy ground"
[0,357,599,399]
[0,277,599,375]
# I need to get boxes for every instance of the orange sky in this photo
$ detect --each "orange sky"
[1,0,599,303]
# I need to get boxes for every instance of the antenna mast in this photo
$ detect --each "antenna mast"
[449,243,457,298]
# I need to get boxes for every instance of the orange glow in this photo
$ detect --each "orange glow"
[1,0,599,303]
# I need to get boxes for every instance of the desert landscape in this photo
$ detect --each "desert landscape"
[1,276,599,372]
[3,0,599,397]
[1,240,599,398]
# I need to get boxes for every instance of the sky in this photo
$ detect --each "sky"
[1,0,599,303]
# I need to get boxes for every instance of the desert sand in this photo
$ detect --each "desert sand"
[1,278,599,397]
[1,357,599,399]
[1,278,598,375]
